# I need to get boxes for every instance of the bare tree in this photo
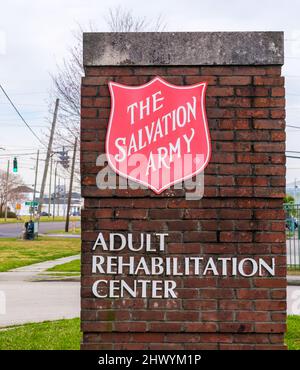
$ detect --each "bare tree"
[105,6,165,32]
[0,170,26,215]
[49,7,166,184]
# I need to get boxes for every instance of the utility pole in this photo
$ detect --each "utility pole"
[57,177,60,217]
[65,137,77,232]
[38,98,59,216]
[52,163,57,221]
[48,156,53,217]
[4,160,9,221]
[63,178,66,218]
[32,149,39,218]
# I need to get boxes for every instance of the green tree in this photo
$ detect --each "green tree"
[284,195,295,204]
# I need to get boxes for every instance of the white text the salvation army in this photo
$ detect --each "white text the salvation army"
[114,94,198,162]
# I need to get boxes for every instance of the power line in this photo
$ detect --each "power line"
[0,152,47,157]
[0,145,46,149]
[0,103,48,106]
[0,90,47,95]
[287,125,300,129]
[0,84,47,148]
[0,148,71,158]
[0,110,46,114]
[0,124,47,128]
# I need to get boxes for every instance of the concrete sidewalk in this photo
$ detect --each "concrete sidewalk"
[0,255,80,327]
[10,255,80,272]
[287,275,300,286]
[41,234,81,238]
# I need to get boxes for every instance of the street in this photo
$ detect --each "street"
[0,255,80,327]
[0,221,80,238]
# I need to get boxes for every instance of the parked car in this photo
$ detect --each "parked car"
[40,212,51,216]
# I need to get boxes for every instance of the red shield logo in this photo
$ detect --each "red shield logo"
[106,76,211,194]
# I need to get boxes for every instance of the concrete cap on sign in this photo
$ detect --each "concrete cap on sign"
[83,32,284,67]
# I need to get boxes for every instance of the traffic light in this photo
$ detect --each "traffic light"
[59,148,70,169]
[13,157,18,173]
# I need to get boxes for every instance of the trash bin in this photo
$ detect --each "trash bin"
[23,220,35,240]
[23,221,29,240]
[27,220,35,240]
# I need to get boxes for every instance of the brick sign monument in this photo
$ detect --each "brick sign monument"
[80,32,286,350]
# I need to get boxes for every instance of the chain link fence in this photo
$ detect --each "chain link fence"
[284,203,300,270]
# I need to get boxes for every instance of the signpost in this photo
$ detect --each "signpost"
[81,32,286,350]
[25,201,39,207]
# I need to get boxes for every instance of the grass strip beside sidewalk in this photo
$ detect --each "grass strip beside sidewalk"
[0,316,299,350]
[0,216,80,224]
[46,258,80,273]
[0,319,80,350]
[0,237,80,272]
[43,228,81,235]
[285,315,300,350]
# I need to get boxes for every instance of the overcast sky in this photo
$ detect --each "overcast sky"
[0,0,300,191]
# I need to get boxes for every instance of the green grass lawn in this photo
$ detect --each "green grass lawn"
[0,218,21,224]
[46,259,80,274]
[0,318,80,350]
[0,316,298,350]
[44,228,81,235]
[285,315,300,350]
[0,216,80,224]
[288,268,300,276]
[0,237,80,272]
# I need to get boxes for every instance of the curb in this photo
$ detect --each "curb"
[287,276,300,286]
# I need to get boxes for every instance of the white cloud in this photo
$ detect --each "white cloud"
[0,30,6,55]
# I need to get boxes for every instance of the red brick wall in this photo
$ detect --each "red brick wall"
[80,65,286,350]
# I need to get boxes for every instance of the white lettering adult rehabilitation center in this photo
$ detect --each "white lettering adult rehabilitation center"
[91,232,275,299]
